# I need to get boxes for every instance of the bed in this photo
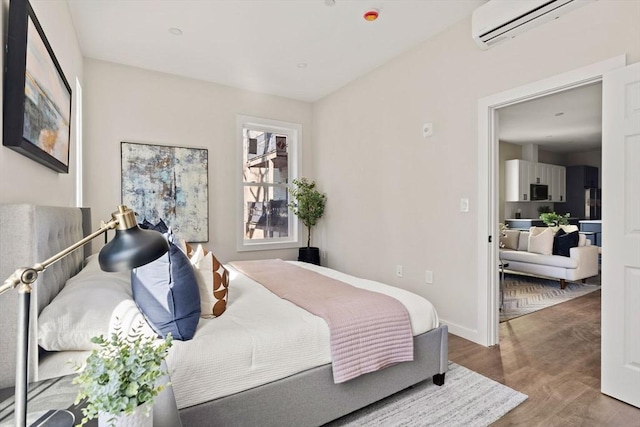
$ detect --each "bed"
[0,204,448,427]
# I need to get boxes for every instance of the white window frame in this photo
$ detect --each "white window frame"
[236,115,301,251]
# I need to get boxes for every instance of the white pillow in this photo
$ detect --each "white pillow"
[528,227,554,255]
[190,244,229,318]
[37,255,152,351]
[517,231,530,251]
[500,230,520,250]
[561,224,579,233]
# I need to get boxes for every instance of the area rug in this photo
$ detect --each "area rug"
[500,272,601,322]
[324,362,527,427]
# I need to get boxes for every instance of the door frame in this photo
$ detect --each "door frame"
[476,55,626,346]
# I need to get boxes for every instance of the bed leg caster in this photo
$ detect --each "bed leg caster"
[432,373,445,386]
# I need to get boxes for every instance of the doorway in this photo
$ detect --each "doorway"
[476,55,625,347]
[496,82,603,323]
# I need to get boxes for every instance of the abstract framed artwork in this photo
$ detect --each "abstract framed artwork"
[121,142,209,242]
[2,0,72,173]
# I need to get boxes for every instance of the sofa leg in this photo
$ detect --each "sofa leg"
[560,279,566,289]
[433,373,445,386]
[582,278,587,284]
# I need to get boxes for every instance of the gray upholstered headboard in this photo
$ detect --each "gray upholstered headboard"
[0,205,91,388]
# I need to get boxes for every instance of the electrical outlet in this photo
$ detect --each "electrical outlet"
[396,265,404,278]
[425,270,433,284]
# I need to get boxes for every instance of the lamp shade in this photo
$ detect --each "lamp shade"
[99,226,168,272]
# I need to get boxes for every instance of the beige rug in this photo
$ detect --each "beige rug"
[500,272,601,322]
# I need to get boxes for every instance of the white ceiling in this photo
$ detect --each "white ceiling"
[65,0,601,150]
[498,82,603,153]
[66,0,486,102]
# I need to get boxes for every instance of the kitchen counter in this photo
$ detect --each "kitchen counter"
[579,220,602,224]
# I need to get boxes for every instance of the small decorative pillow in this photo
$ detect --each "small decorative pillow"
[190,244,229,318]
[528,227,554,255]
[553,228,580,257]
[131,230,201,340]
[499,230,520,250]
[560,224,579,233]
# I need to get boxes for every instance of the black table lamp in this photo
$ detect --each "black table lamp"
[0,205,168,427]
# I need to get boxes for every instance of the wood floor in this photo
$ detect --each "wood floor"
[448,290,640,426]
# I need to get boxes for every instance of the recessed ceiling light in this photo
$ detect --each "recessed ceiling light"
[168,27,183,36]
[297,63,308,68]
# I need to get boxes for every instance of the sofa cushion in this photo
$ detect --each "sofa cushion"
[499,250,579,269]
[528,227,554,255]
[500,230,520,249]
[517,231,529,251]
[553,229,580,257]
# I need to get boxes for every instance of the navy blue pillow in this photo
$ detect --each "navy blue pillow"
[131,232,200,340]
[553,228,579,257]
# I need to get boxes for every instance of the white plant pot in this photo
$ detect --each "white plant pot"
[98,402,153,427]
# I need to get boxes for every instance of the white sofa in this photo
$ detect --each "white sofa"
[499,227,600,289]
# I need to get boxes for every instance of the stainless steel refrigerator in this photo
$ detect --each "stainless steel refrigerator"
[584,188,602,220]
[559,165,601,220]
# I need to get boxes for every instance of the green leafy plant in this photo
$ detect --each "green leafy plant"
[539,212,570,227]
[73,324,173,426]
[288,177,327,248]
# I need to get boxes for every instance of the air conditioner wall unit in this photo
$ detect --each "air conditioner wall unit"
[471,0,594,50]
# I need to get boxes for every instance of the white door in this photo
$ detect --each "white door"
[601,62,640,408]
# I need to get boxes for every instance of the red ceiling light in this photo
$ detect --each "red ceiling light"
[363,9,379,22]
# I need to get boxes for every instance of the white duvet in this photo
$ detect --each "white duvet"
[38,261,439,410]
[166,261,439,410]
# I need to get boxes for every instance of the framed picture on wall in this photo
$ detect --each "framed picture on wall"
[121,141,209,242]
[2,0,72,174]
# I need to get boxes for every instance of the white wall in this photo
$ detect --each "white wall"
[0,0,83,206]
[82,59,313,262]
[312,0,640,342]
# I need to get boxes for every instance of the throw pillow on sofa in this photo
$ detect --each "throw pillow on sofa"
[553,228,580,257]
[528,226,554,255]
[131,223,201,340]
[500,230,520,250]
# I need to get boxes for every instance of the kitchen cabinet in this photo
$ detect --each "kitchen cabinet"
[567,165,599,189]
[551,165,566,202]
[505,160,565,202]
[579,220,601,247]
[534,163,552,185]
[505,159,534,201]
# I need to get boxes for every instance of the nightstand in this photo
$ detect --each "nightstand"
[0,372,181,427]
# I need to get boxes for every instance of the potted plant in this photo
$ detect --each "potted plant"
[539,212,571,228]
[288,177,327,265]
[73,324,173,427]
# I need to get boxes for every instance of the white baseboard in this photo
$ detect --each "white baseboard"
[439,318,486,346]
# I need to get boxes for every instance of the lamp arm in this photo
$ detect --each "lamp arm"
[0,218,118,296]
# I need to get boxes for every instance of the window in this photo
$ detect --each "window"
[237,115,301,251]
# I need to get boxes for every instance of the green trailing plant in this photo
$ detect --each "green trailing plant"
[72,324,173,427]
[539,212,571,227]
[288,177,327,248]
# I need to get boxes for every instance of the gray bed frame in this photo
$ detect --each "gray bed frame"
[0,204,448,427]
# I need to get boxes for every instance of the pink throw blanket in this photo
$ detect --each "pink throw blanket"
[230,259,414,383]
